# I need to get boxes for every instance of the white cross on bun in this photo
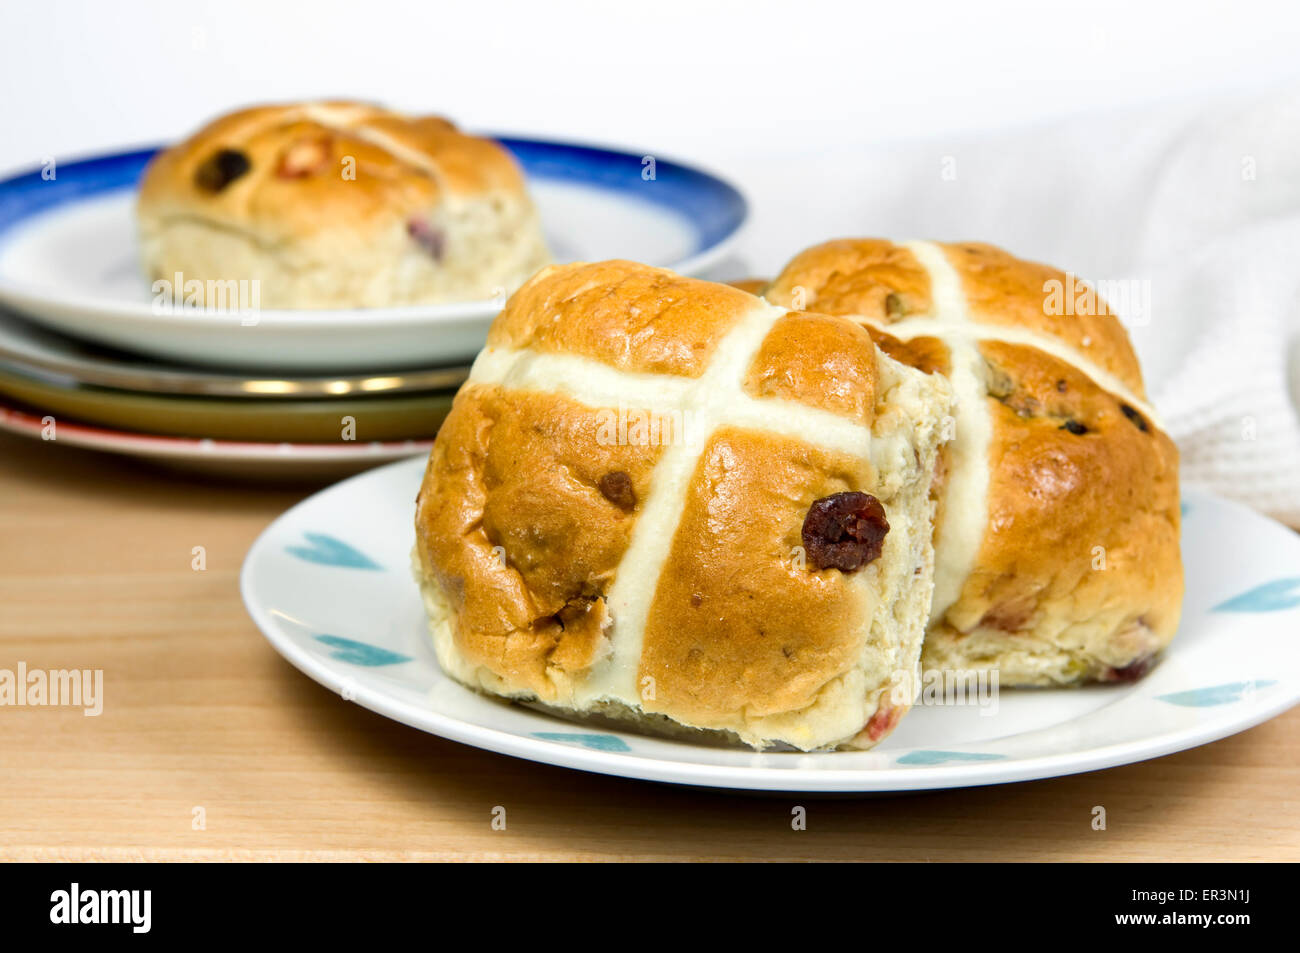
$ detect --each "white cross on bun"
[136,102,550,309]
[414,260,956,750]
[760,239,1184,687]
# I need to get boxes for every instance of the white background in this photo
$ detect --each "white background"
[4,0,1300,272]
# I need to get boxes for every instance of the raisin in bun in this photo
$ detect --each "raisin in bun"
[413,260,955,750]
[759,239,1182,686]
[137,102,550,309]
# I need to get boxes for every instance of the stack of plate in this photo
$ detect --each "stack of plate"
[0,139,747,478]
[0,310,465,478]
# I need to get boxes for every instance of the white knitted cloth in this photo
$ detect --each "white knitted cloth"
[1139,96,1300,528]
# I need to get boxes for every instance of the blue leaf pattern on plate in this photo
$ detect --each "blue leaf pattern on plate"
[532,732,632,752]
[1156,680,1277,707]
[287,533,382,570]
[313,634,411,666]
[896,750,1005,766]
[1211,578,1300,613]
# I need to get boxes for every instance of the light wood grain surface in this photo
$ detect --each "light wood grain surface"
[1,430,1297,862]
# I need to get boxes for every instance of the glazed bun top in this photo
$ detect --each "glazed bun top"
[137,101,529,243]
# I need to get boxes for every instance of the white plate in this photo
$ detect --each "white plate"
[0,400,431,480]
[0,140,747,372]
[240,455,1300,792]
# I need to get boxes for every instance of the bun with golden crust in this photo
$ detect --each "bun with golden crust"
[137,101,550,308]
[414,260,955,750]
[760,239,1182,686]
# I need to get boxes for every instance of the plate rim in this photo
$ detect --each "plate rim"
[239,455,1300,792]
[0,398,434,462]
[0,347,471,399]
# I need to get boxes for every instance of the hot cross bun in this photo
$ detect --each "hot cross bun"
[414,260,955,750]
[762,239,1183,686]
[137,102,550,309]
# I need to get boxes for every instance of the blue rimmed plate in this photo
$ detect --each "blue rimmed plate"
[0,139,747,372]
[241,455,1300,793]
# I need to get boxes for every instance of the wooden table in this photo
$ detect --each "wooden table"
[1,430,1296,862]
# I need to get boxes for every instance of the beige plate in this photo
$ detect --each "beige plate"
[0,364,455,442]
